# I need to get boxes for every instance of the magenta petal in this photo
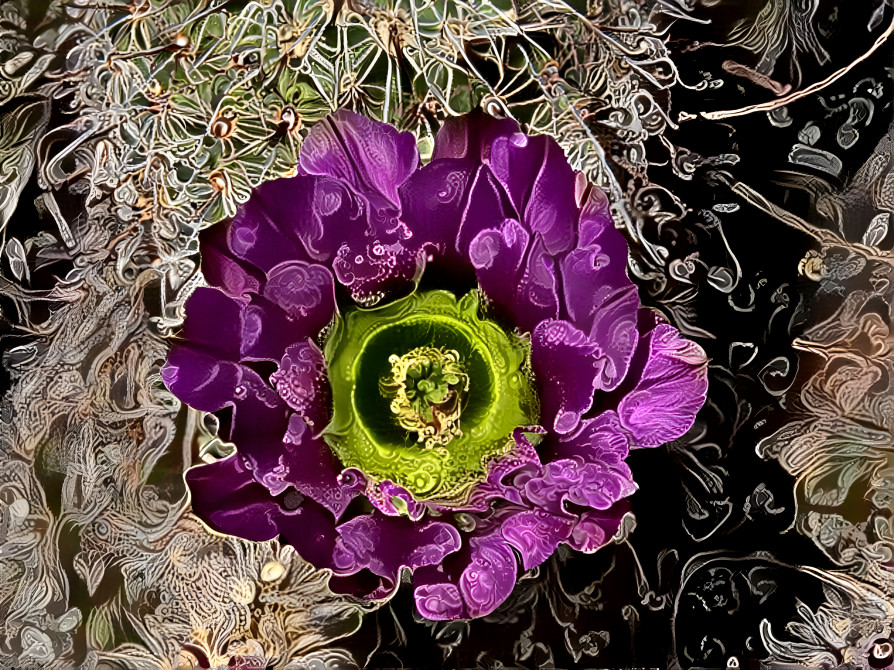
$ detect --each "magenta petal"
[161,345,240,413]
[227,174,376,276]
[524,458,636,514]
[458,428,543,512]
[561,190,640,390]
[488,133,540,217]
[567,511,608,553]
[299,109,418,206]
[588,284,640,389]
[367,481,427,520]
[248,174,419,303]
[618,323,709,447]
[414,582,465,620]
[547,410,631,468]
[270,340,331,431]
[561,247,639,390]
[186,455,285,542]
[459,532,518,618]
[500,509,574,571]
[565,504,627,553]
[532,319,602,435]
[332,514,462,597]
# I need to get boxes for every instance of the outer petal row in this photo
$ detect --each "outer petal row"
[168,110,710,624]
[187,455,462,602]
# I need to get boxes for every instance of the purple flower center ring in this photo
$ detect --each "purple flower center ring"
[162,110,709,620]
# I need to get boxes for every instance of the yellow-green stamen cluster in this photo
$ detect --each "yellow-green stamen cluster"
[381,347,469,448]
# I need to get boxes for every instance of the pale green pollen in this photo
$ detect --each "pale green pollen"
[380,346,469,448]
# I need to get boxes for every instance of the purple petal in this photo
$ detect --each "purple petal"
[546,410,631,468]
[299,109,418,206]
[161,345,240,413]
[180,287,243,361]
[270,495,341,569]
[240,296,310,362]
[398,158,475,255]
[523,458,636,515]
[330,228,424,304]
[532,319,602,435]
[414,582,465,620]
[270,340,331,431]
[186,455,344,568]
[187,455,345,568]
[200,223,261,299]
[299,177,367,260]
[231,171,421,304]
[178,288,315,365]
[431,112,520,162]
[513,235,560,333]
[186,455,285,542]
[469,219,529,314]
[618,323,709,447]
[501,509,574,571]
[459,531,518,618]
[331,513,462,598]
[490,134,575,255]
[227,183,310,273]
[278,414,356,518]
[241,175,362,265]
[263,260,336,327]
[225,369,291,492]
[456,166,512,257]
[560,188,640,390]
[577,186,615,248]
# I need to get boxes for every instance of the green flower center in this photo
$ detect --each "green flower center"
[323,290,538,503]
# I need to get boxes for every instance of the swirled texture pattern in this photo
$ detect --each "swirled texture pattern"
[162,110,709,620]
